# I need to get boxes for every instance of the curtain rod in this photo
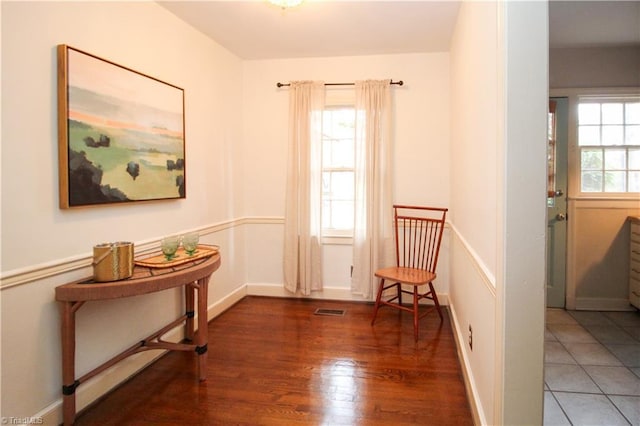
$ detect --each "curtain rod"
[276,80,404,88]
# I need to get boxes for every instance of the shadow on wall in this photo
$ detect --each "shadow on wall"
[577,217,634,309]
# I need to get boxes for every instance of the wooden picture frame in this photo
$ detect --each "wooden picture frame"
[57,45,185,208]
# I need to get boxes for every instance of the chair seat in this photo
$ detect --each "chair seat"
[375,267,436,286]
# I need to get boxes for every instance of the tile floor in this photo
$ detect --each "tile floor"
[544,308,640,425]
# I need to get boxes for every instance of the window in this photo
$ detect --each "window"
[578,98,640,193]
[321,106,355,237]
[548,100,557,207]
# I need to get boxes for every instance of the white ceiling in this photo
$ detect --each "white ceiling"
[158,1,461,59]
[158,0,640,60]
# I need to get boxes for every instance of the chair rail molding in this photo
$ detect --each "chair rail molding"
[449,222,497,295]
[0,216,284,290]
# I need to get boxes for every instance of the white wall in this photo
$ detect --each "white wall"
[449,1,547,424]
[571,202,640,309]
[241,53,451,298]
[499,2,547,423]
[550,46,640,89]
[1,1,246,421]
[449,2,500,423]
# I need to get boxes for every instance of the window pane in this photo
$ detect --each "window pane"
[601,103,623,124]
[322,200,331,228]
[629,171,640,192]
[626,102,640,124]
[322,172,330,195]
[581,149,602,170]
[604,149,626,170]
[626,125,640,145]
[601,125,624,145]
[331,171,354,200]
[578,100,640,194]
[604,171,626,192]
[582,171,603,192]
[323,140,332,165]
[325,109,355,139]
[322,105,355,234]
[331,201,354,229]
[331,139,354,167]
[578,126,600,145]
[579,103,600,124]
[629,148,640,169]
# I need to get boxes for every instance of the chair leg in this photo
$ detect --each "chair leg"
[397,282,403,306]
[429,282,443,321]
[413,286,419,341]
[371,278,385,325]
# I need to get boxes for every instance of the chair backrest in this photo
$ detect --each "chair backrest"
[393,205,448,273]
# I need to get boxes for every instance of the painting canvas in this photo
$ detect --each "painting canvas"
[57,45,185,208]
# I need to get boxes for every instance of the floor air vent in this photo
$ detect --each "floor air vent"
[314,308,345,316]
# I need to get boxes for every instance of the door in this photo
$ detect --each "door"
[547,97,568,308]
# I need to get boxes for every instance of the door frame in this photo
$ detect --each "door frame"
[549,87,640,309]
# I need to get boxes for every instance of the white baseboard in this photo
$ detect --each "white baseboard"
[37,286,247,426]
[247,283,368,301]
[448,302,485,426]
[574,297,636,311]
[247,282,450,305]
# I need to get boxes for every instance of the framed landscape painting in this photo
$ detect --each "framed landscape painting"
[57,45,185,208]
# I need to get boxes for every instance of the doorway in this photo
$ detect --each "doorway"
[547,97,568,308]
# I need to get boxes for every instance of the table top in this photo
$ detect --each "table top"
[56,254,221,302]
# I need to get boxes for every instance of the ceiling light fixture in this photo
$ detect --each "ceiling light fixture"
[268,0,304,9]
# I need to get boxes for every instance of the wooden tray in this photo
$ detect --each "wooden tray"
[134,244,219,268]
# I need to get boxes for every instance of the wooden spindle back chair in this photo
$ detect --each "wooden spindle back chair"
[371,205,448,341]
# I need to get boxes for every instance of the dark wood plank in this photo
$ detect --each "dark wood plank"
[75,296,473,425]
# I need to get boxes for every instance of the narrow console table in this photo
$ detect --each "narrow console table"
[55,253,221,426]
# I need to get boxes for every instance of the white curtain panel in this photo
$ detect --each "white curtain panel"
[283,81,325,295]
[351,80,394,298]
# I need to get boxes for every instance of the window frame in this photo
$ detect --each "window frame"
[576,95,640,196]
[549,88,640,201]
[320,90,356,244]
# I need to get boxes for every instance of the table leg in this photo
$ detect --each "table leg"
[61,301,82,426]
[196,276,210,381]
[185,284,195,342]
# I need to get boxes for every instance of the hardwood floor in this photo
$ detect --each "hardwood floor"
[75,296,473,425]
